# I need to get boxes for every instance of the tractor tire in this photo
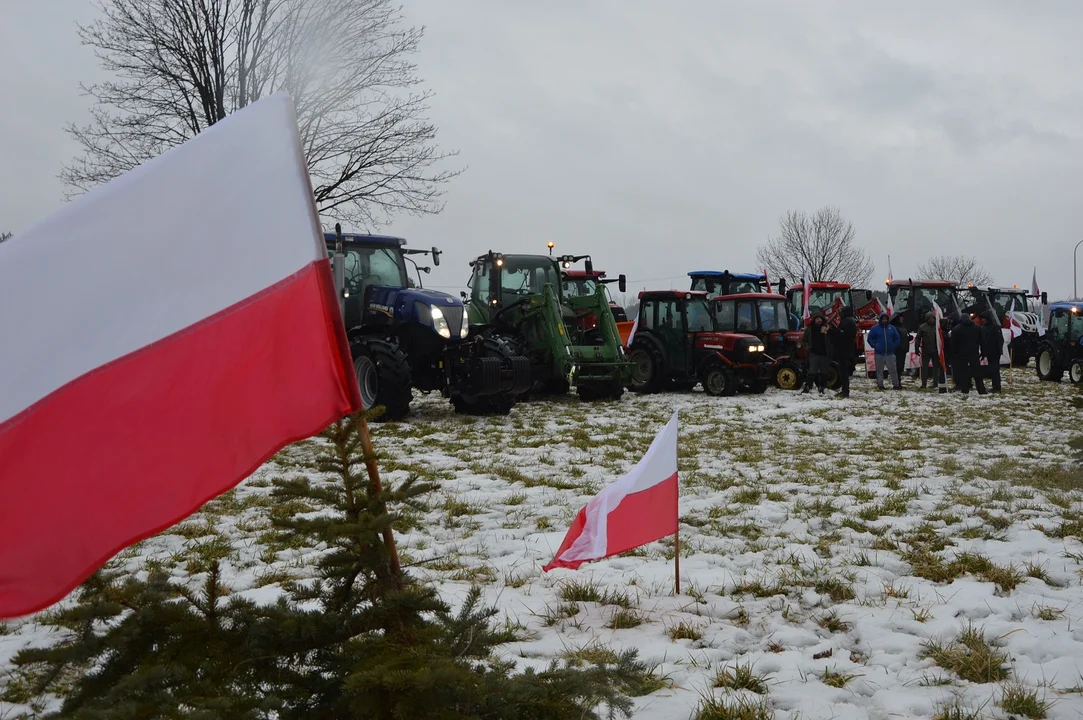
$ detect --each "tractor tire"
[449,335,520,416]
[702,364,737,397]
[826,363,841,390]
[628,341,665,393]
[774,361,803,391]
[1036,344,1063,382]
[353,338,412,421]
[577,379,625,402]
[1070,361,1083,384]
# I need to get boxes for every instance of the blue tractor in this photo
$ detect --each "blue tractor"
[326,226,530,420]
[1035,301,1083,384]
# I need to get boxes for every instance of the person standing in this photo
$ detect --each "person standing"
[801,313,833,394]
[914,312,940,389]
[867,312,902,390]
[950,314,987,395]
[979,312,1004,393]
[833,306,858,398]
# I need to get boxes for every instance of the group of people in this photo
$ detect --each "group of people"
[800,307,1006,397]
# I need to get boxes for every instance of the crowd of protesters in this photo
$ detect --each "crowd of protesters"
[804,306,1006,397]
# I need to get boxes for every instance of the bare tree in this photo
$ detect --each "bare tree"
[756,206,874,287]
[0,232,11,244]
[63,0,459,227]
[916,255,993,286]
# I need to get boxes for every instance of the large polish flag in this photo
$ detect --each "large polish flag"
[0,93,360,618]
[543,411,678,571]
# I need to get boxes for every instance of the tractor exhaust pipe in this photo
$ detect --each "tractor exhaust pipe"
[332,223,346,318]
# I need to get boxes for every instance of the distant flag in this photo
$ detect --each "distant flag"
[886,256,894,316]
[1031,267,1040,298]
[802,267,812,322]
[763,269,770,294]
[627,304,641,346]
[544,411,679,572]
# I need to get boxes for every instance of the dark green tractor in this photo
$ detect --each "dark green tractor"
[464,251,633,401]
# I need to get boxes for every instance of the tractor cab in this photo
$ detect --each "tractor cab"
[464,251,631,401]
[711,293,800,356]
[627,290,771,396]
[783,281,853,328]
[562,269,629,323]
[958,285,1047,366]
[1036,302,1083,383]
[688,270,770,297]
[886,280,961,333]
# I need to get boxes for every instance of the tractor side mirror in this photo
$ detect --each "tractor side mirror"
[584,257,593,274]
[778,279,787,295]
[1041,291,1048,305]
[460,291,467,301]
[431,247,441,266]
[618,274,627,293]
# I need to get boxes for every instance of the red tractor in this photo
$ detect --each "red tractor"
[626,290,773,396]
[709,292,816,390]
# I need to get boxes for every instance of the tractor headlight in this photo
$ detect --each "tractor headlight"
[430,304,452,339]
[460,321,469,339]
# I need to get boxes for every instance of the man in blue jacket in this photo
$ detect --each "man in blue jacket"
[866,312,902,390]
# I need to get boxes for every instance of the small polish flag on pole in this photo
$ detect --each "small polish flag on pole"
[544,411,680,592]
[763,269,770,294]
[886,256,894,316]
[626,302,641,347]
[933,301,948,394]
[802,268,812,323]
[0,93,360,618]
[1031,267,1040,298]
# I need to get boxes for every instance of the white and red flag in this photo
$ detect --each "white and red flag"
[543,411,679,571]
[932,301,947,371]
[802,268,812,323]
[0,93,360,618]
[886,256,895,316]
[1032,267,1041,298]
[1007,299,1024,339]
[763,269,770,294]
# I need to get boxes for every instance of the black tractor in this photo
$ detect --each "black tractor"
[327,227,529,419]
[627,290,773,395]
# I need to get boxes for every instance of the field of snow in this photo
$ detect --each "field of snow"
[3,371,1082,719]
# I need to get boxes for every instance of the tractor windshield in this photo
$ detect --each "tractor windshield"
[791,288,851,318]
[758,299,789,331]
[563,276,599,298]
[992,292,1027,319]
[687,299,714,332]
[894,286,959,316]
[502,256,560,295]
[343,245,408,292]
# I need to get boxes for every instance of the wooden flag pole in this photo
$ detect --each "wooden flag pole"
[674,529,680,595]
[356,413,403,581]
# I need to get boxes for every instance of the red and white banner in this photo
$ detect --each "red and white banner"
[801,269,811,323]
[932,301,947,372]
[0,93,360,618]
[1032,267,1040,298]
[543,411,678,571]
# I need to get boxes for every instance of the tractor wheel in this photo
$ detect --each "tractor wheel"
[449,335,519,416]
[352,338,412,421]
[774,361,803,391]
[1070,361,1083,384]
[826,363,841,390]
[628,341,664,393]
[702,364,737,397]
[1036,344,1063,382]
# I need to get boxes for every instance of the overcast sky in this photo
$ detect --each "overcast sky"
[3,1,1082,299]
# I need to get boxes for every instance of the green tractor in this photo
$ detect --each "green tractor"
[464,251,633,401]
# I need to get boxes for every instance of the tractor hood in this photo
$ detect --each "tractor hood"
[694,332,760,351]
[365,285,468,339]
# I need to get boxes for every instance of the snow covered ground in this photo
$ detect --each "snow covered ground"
[3,371,1083,719]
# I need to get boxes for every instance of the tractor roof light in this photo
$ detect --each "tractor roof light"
[495,257,504,267]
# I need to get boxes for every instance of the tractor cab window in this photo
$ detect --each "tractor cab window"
[892,287,911,313]
[468,260,488,301]
[690,278,709,292]
[562,277,598,298]
[343,246,407,295]
[1051,310,1069,337]
[657,300,679,329]
[501,257,558,302]
[714,300,736,331]
[732,280,761,294]
[1070,311,1083,341]
[686,300,713,332]
[994,293,1025,318]
[736,301,757,332]
[640,301,656,330]
[760,300,788,331]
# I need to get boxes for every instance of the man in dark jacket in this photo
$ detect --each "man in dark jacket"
[914,312,940,389]
[979,312,1004,393]
[950,314,987,395]
[832,306,858,398]
[866,312,902,389]
[801,313,833,394]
